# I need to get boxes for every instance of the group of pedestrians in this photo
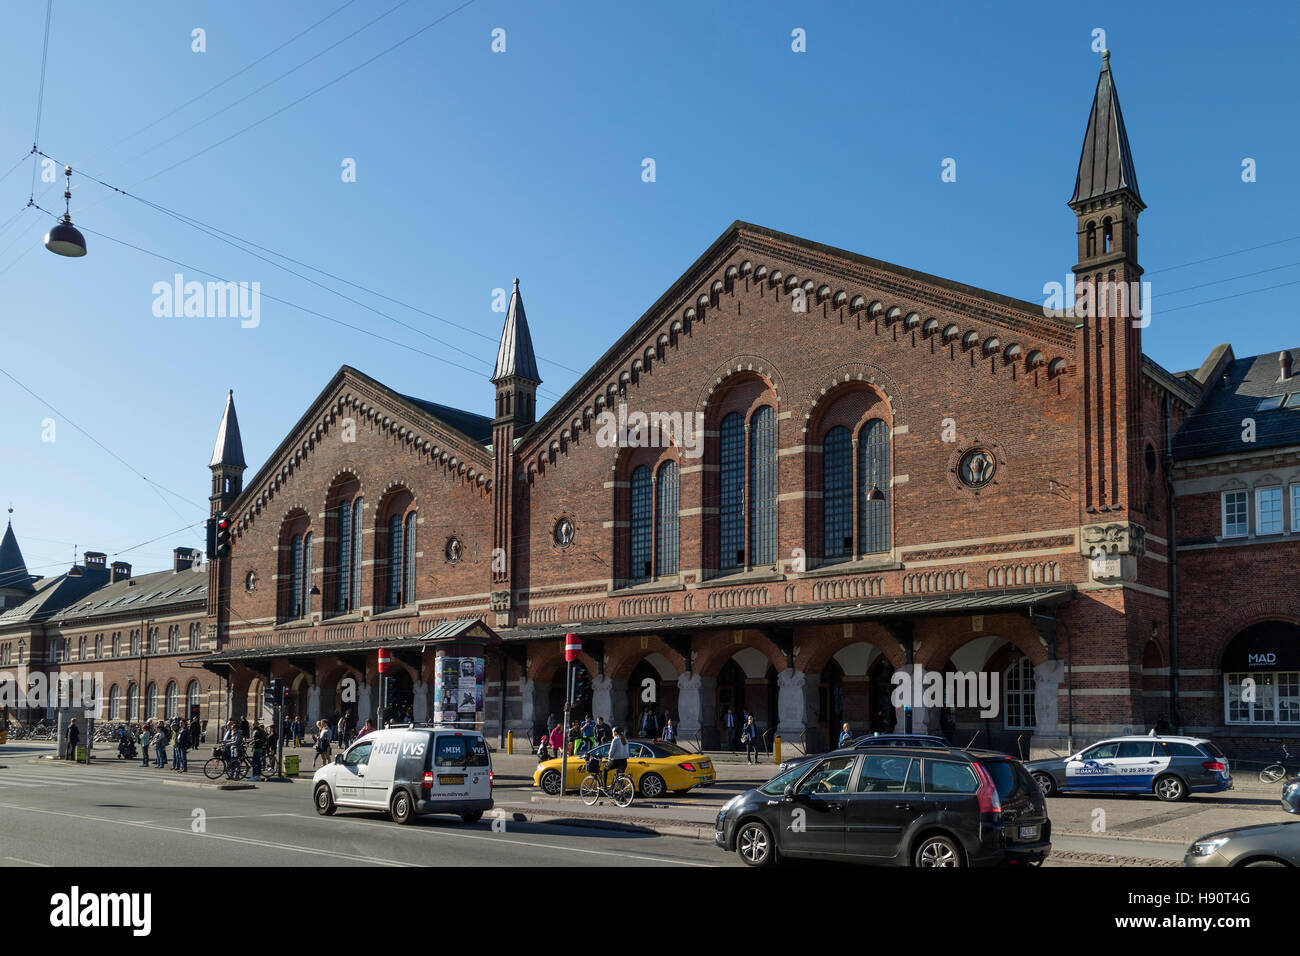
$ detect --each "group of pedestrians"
[719,708,764,763]
[217,716,280,780]
[131,715,203,772]
[536,709,685,759]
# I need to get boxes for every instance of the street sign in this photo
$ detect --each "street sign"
[564,634,581,662]
[378,648,391,673]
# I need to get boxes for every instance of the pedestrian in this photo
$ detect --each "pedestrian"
[838,722,853,748]
[1154,713,1172,736]
[741,714,760,764]
[661,718,677,743]
[190,714,202,750]
[250,722,268,781]
[546,712,558,734]
[723,708,736,751]
[239,715,249,739]
[139,721,152,767]
[594,717,611,744]
[265,723,279,777]
[313,719,332,768]
[548,721,564,757]
[357,718,376,740]
[291,715,302,748]
[579,715,595,753]
[639,706,658,740]
[222,720,245,779]
[174,723,190,771]
[536,731,550,761]
[153,724,168,768]
[337,713,347,749]
[66,718,80,761]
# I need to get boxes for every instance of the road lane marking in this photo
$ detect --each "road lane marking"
[4,856,50,867]
[0,802,415,867]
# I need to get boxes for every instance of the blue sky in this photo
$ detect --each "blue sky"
[0,0,1296,577]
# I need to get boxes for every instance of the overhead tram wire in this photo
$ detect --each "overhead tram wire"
[28,0,53,202]
[1159,261,1300,297]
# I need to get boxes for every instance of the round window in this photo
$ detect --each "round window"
[958,448,997,488]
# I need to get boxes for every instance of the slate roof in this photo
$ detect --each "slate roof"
[0,565,207,629]
[492,278,541,384]
[0,522,35,593]
[1070,51,1143,207]
[1173,347,1300,460]
[397,392,493,444]
[0,565,112,627]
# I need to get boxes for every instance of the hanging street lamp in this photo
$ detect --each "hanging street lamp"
[44,165,86,257]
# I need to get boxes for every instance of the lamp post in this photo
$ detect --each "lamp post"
[561,634,581,796]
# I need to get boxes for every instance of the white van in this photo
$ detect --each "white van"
[312,726,493,824]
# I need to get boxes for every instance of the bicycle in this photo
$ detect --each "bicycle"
[203,747,252,781]
[579,758,635,808]
[1260,744,1296,784]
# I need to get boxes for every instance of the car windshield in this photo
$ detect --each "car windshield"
[759,762,813,796]
[977,758,1031,799]
[648,741,693,756]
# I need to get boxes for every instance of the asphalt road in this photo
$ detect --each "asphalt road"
[0,749,731,868]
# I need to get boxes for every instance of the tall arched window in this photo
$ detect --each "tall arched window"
[148,627,159,655]
[112,633,121,658]
[336,502,353,612]
[858,419,891,554]
[822,425,853,560]
[126,683,139,720]
[656,461,679,576]
[145,682,157,719]
[302,531,314,616]
[165,681,179,720]
[1004,656,1036,730]
[78,636,87,660]
[168,625,179,653]
[186,680,201,716]
[629,465,653,583]
[109,684,121,720]
[94,633,104,659]
[349,498,363,610]
[403,512,417,606]
[326,483,363,617]
[189,623,201,651]
[130,630,140,657]
[748,405,778,566]
[719,412,745,570]
[290,532,304,618]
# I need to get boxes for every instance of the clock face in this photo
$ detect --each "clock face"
[554,518,575,549]
[958,448,997,488]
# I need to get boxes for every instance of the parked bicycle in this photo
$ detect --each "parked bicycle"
[1260,744,1296,784]
[579,757,635,808]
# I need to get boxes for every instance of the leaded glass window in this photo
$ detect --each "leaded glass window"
[629,465,653,582]
[404,512,417,605]
[656,461,679,576]
[858,419,891,554]
[350,498,363,610]
[749,405,777,565]
[302,531,313,616]
[290,533,304,619]
[387,514,403,608]
[336,503,352,612]
[719,413,745,570]
[823,426,853,559]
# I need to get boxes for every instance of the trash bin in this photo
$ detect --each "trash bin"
[75,746,87,763]
[282,754,300,776]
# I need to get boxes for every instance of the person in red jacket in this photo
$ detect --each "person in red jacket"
[549,722,564,756]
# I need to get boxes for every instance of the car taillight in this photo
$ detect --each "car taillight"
[973,762,1002,817]
[1203,760,1226,773]
[422,771,434,791]
[678,762,696,772]
[489,770,494,790]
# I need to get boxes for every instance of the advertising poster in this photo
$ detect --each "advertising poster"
[434,656,485,726]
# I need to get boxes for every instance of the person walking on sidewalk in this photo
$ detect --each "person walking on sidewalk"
[153,724,168,768]
[661,718,677,743]
[66,718,80,761]
[250,722,268,781]
[189,714,202,750]
[594,717,611,745]
[313,719,332,768]
[741,715,760,764]
[548,722,564,758]
[174,722,190,772]
[639,706,659,740]
[291,715,302,748]
[723,708,736,751]
[139,721,152,767]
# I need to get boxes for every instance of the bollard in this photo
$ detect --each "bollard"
[773,735,782,766]
[506,730,514,755]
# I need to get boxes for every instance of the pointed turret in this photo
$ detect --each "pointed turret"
[0,517,35,594]
[493,278,541,386]
[1070,50,1143,209]
[209,389,246,469]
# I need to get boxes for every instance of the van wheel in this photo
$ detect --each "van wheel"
[1032,772,1056,796]
[314,783,336,816]
[461,810,484,824]
[540,769,562,796]
[914,834,963,867]
[1154,774,1187,802]
[639,773,666,798]
[390,789,415,824]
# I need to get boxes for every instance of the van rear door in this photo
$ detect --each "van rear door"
[425,732,491,805]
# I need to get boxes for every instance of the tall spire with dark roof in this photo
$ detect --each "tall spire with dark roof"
[1070,49,1143,209]
[492,278,541,385]
[209,389,246,469]
[0,515,35,594]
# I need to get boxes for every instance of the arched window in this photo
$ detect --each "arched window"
[188,623,200,651]
[126,683,139,720]
[629,465,653,583]
[112,633,121,658]
[656,461,679,576]
[78,636,87,660]
[109,684,121,720]
[1004,657,1036,730]
[148,627,159,655]
[165,681,179,720]
[327,484,363,617]
[168,625,179,653]
[290,532,305,618]
[302,531,314,616]
[403,512,417,605]
[822,426,853,560]
[718,413,746,570]
[186,680,201,716]
[749,405,778,566]
[130,630,140,657]
[858,419,891,554]
[145,682,157,720]
[94,634,103,659]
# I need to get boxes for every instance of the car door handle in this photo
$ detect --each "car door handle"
[894,802,914,810]
[825,802,844,811]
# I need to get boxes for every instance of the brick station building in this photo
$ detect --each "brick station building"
[3,56,1297,760]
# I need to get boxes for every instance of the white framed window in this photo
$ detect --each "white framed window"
[1225,672,1300,725]
[1292,484,1300,533]
[1003,656,1036,730]
[1256,487,1283,535]
[1221,490,1249,538]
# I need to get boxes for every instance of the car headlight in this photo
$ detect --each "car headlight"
[1188,837,1229,857]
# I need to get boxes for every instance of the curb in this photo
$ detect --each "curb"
[493,803,714,840]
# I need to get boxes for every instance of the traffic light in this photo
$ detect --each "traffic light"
[282,683,291,710]
[214,512,232,558]
[264,678,281,709]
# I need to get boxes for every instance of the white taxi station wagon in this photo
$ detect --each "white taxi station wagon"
[313,725,494,824]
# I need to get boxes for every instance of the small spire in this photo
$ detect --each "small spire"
[492,278,541,385]
[1101,48,1110,71]
[1070,51,1142,208]
[210,389,247,470]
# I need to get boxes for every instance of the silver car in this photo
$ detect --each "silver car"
[1183,778,1300,867]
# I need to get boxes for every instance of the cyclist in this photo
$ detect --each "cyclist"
[221,719,246,779]
[606,726,629,790]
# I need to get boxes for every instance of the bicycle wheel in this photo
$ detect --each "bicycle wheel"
[203,757,226,780]
[235,757,253,780]
[611,774,635,808]
[579,774,601,806]
[1260,765,1286,784]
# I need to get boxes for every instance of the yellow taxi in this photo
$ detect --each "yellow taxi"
[533,739,715,798]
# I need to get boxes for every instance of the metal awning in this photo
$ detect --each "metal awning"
[186,617,499,667]
[497,586,1076,641]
